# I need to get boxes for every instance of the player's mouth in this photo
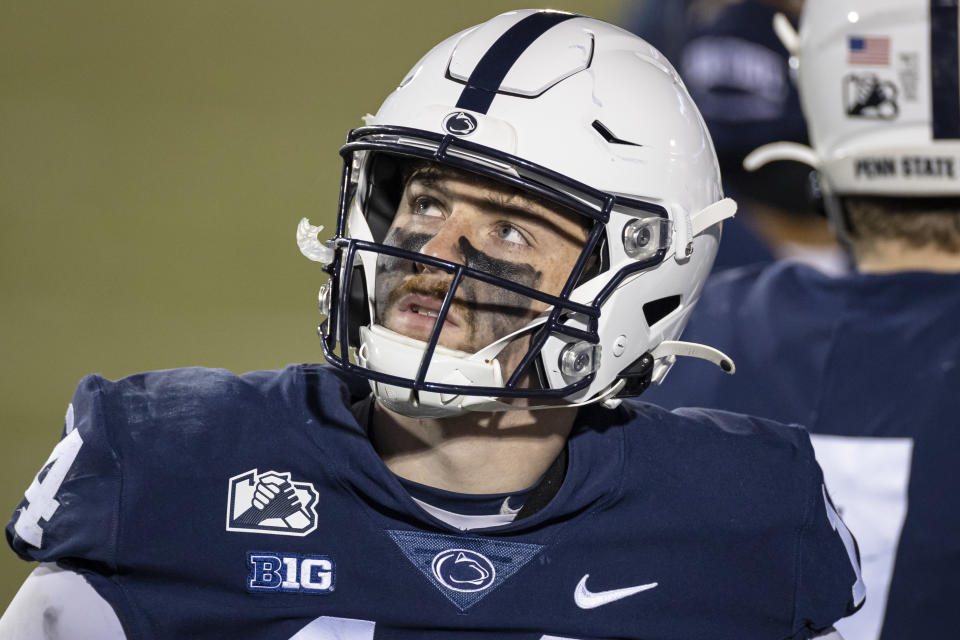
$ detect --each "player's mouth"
[389,293,462,342]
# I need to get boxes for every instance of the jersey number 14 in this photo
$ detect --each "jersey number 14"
[15,408,84,549]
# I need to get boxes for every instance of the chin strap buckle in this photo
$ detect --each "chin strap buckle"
[612,353,656,399]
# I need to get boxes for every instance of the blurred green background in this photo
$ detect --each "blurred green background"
[0,0,621,609]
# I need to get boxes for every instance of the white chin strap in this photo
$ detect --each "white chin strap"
[647,340,736,391]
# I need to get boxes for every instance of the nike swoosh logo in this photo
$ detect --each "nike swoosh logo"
[574,574,658,609]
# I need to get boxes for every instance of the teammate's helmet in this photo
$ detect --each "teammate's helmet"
[746,0,960,202]
[300,10,735,417]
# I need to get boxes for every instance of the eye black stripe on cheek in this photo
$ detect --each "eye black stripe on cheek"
[388,229,433,253]
[458,236,542,287]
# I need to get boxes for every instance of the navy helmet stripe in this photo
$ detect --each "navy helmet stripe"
[931,0,960,139]
[455,11,578,114]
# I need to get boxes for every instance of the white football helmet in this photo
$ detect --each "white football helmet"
[746,0,960,205]
[299,9,736,417]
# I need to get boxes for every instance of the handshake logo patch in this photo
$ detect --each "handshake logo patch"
[226,469,319,536]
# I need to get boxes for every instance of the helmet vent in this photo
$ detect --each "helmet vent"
[592,120,642,147]
[642,295,681,327]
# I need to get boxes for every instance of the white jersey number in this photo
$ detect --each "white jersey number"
[14,405,84,548]
[811,433,913,640]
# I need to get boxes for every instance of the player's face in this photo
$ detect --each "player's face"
[374,167,587,364]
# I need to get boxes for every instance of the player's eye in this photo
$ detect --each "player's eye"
[494,222,529,247]
[412,196,444,218]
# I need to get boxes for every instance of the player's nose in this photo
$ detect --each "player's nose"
[418,211,475,269]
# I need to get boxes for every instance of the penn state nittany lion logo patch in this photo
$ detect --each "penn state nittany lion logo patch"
[226,469,319,536]
[431,549,496,592]
[388,530,542,611]
[442,111,478,136]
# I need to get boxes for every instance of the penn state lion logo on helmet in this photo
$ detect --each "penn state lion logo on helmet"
[442,111,478,136]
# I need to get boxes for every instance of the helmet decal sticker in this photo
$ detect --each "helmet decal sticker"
[847,36,891,66]
[853,156,956,181]
[897,52,920,101]
[442,111,478,136]
[844,74,899,119]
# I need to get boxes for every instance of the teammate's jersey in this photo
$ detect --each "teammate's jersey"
[7,364,861,640]
[644,261,960,640]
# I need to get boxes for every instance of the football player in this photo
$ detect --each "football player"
[642,1,960,638]
[2,10,863,639]
[628,0,848,275]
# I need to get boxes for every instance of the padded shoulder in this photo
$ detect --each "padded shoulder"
[630,401,815,471]
[6,374,122,567]
[671,405,813,450]
[5,365,349,568]
[618,402,818,545]
[621,403,863,634]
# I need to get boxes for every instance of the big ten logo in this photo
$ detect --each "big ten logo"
[247,552,335,594]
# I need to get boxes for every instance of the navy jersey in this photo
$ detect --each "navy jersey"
[7,364,861,639]
[644,262,960,640]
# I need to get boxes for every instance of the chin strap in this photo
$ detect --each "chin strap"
[381,376,628,417]
[743,142,820,171]
[690,198,737,236]
[674,198,737,261]
[467,378,628,414]
[649,340,736,386]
